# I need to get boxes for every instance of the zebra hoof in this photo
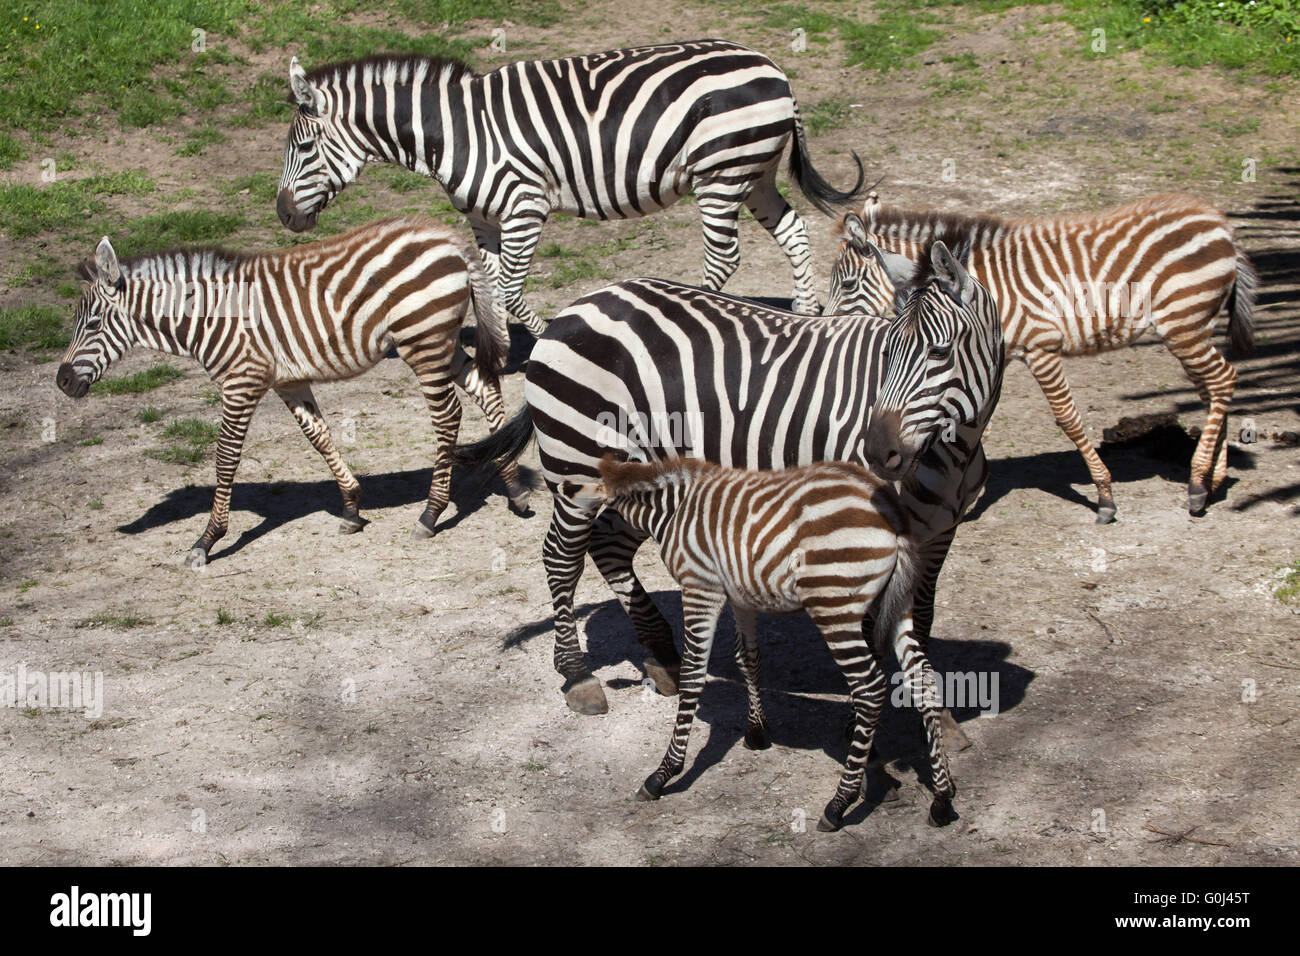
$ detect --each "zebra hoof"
[508,492,532,517]
[1095,503,1116,524]
[564,676,608,715]
[184,548,207,569]
[635,777,663,801]
[338,516,365,535]
[643,657,679,697]
[743,724,771,750]
[1188,489,1208,516]
[411,511,440,538]
[816,809,843,832]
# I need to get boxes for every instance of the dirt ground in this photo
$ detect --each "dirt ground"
[1,1,1297,865]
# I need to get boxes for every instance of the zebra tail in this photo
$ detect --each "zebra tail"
[787,92,867,216]
[1227,249,1257,359]
[871,537,919,659]
[464,241,510,380]
[449,405,535,475]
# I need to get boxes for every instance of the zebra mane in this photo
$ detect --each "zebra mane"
[598,456,713,497]
[299,53,475,94]
[82,247,255,283]
[905,236,974,291]
[840,205,1007,251]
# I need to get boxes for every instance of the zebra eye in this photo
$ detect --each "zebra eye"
[840,276,857,291]
[296,141,314,154]
[928,342,953,361]
[84,316,102,332]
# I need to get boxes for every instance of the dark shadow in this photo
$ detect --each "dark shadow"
[503,588,1032,810]
[115,463,537,561]
[456,322,542,377]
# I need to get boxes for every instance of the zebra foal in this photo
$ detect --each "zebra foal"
[56,217,526,566]
[276,40,866,329]
[828,193,1256,520]
[566,455,952,830]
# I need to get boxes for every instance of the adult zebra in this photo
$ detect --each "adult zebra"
[827,193,1257,520]
[275,40,866,331]
[453,238,1004,763]
[56,217,525,566]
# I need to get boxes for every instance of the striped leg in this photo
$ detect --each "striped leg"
[589,508,681,694]
[894,621,956,827]
[275,384,364,533]
[636,584,725,800]
[469,216,502,283]
[1164,334,1237,513]
[497,202,549,336]
[912,527,972,753]
[451,350,530,513]
[694,180,746,293]
[394,340,462,536]
[1023,348,1116,522]
[732,607,770,750]
[812,603,887,831]
[743,168,820,315]
[186,384,264,568]
[543,494,608,714]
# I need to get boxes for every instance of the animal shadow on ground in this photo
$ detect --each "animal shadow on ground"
[115,463,536,562]
[504,589,1031,821]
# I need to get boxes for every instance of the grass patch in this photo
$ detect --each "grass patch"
[221,172,279,204]
[216,608,235,625]
[176,124,228,157]
[148,416,219,464]
[77,612,153,630]
[804,98,855,136]
[1277,561,1300,606]
[136,406,163,424]
[262,611,292,627]
[0,132,22,170]
[0,305,68,351]
[92,363,185,396]
[0,169,155,239]
[109,210,245,258]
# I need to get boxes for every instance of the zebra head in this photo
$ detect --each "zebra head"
[277,57,369,232]
[58,238,135,399]
[862,239,1003,481]
[826,212,896,316]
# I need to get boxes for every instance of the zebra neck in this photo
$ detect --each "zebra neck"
[618,486,682,542]
[379,69,474,180]
[129,274,248,365]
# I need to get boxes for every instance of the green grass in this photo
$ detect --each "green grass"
[108,210,245,258]
[0,132,21,169]
[136,406,163,424]
[216,608,235,625]
[262,611,292,627]
[76,612,153,630]
[148,416,220,464]
[176,124,228,157]
[221,172,279,204]
[91,363,185,396]
[0,169,155,240]
[0,305,68,351]
[804,98,855,136]
[1277,561,1300,606]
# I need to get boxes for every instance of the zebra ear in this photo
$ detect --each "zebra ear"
[289,57,319,112]
[930,240,975,306]
[842,213,870,252]
[861,239,917,290]
[94,237,122,290]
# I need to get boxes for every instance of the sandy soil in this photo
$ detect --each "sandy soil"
[1,1,1297,865]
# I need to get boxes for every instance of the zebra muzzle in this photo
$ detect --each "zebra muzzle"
[277,189,318,232]
[56,363,90,399]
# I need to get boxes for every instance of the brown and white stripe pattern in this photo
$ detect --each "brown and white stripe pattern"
[827,194,1256,520]
[569,455,953,831]
[57,216,527,566]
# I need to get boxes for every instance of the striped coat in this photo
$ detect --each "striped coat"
[57,217,525,566]
[828,194,1256,520]
[277,41,865,329]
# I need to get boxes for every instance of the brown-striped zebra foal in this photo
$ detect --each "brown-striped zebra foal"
[828,194,1256,521]
[566,455,954,831]
[56,217,528,567]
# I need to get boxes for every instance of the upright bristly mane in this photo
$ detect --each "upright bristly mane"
[839,205,1006,252]
[301,53,475,93]
[78,247,254,283]
[598,456,713,497]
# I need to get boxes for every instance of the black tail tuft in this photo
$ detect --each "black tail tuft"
[1227,250,1257,359]
[789,96,868,216]
[450,405,535,475]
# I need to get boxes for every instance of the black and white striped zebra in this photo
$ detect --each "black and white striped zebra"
[276,40,866,331]
[56,217,526,567]
[453,240,1004,773]
[565,455,952,830]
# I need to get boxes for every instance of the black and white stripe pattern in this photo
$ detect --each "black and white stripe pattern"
[57,217,526,566]
[453,240,1003,787]
[276,40,865,330]
[566,455,952,830]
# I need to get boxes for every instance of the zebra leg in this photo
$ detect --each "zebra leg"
[813,609,887,832]
[913,528,972,753]
[693,182,744,293]
[274,384,364,533]
[743,169,820,315]
[1023,349,1116,522]
[732,607,770,750]
[544,494,608,715]
[1165,336,1238,513]
[451,349,531,514]
[636,585,724,800]
[395,345,462,536]
[186,386,262,568]
[469,215,502,283]
[589,508,681,695]
[894,622,957,827]
[497,204,549,336]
